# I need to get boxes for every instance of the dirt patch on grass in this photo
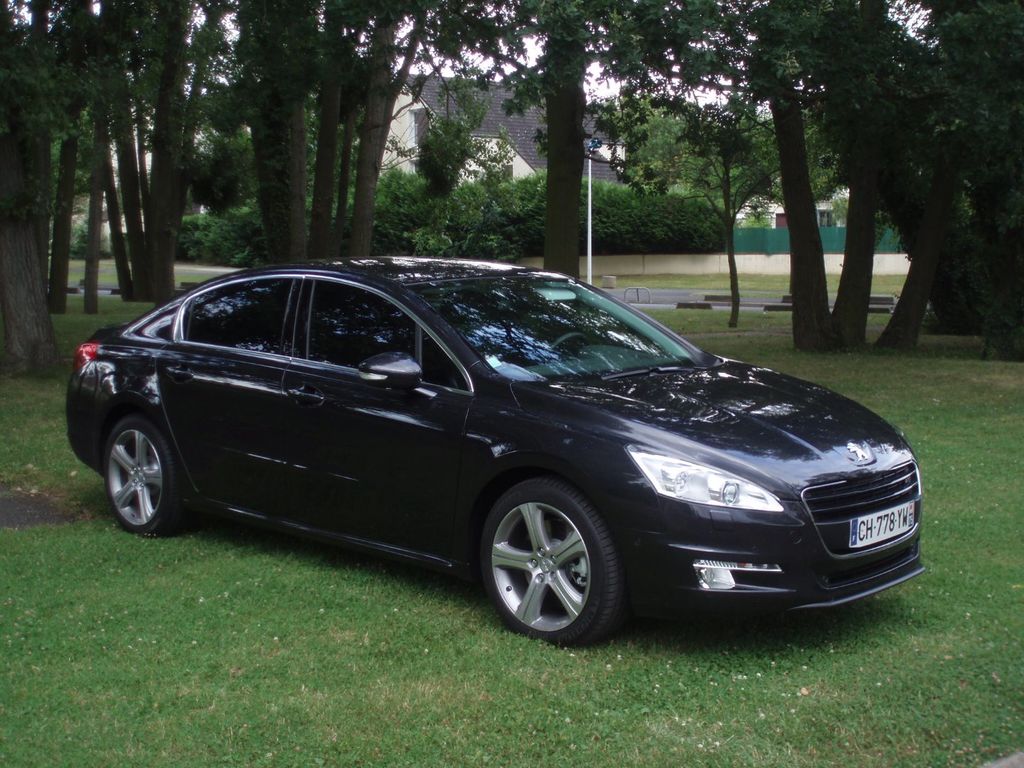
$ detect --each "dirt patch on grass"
[0,485,74,529]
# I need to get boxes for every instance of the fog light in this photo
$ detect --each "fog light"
[695,564,736,590]
[693,560,782,591]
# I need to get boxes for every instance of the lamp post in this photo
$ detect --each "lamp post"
[585,138,602,285]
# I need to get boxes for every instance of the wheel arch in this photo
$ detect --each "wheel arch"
[464,464,596,582]
[97,397,171,473]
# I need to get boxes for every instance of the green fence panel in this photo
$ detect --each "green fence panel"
[875,228,901,252]
[732,227,901,254]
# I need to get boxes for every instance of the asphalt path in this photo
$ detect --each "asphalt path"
[0,485,72,529]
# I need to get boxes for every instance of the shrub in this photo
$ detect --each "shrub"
[589,183,723,254]
[177,206,268,268]
[370,170,722,259]
[69,220,111,261]
[174,170,724,268]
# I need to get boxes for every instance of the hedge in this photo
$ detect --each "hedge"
[372,170,722,260]
[177,170,723,266]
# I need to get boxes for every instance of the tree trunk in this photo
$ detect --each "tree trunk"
[251,93,293,261]
[308,81,341,260]
[47,134,79,314]
[725,222,740,329]
[348,24,419,259]
[876,157,958,349]
[83,122,104,315]
[331,109,356,258]
[983,222,1023,359]
[287,101,308,262]
[770,98,836,351]
[146,0,189,302]
[136,107,151,231]
[720,171,741,328]
[114,110,149,300]
[103,142,133,300]
[31,0,51,285]
[831,0,885,348]
[831,143,880,346]
[543,75,586,278]
[0,132,60,372]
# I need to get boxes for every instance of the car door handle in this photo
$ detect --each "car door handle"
[166,365,194,383]
[287,385,325,406]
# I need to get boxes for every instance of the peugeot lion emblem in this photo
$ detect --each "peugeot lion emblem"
[846,441,875,465]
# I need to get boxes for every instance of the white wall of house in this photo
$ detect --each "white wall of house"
[385,90,537,179]
[384,91,419,174]
[519,252,910,277]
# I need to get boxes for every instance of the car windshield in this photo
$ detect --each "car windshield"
[413,275,701,381]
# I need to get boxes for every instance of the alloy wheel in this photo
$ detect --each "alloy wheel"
[490,501,591,632]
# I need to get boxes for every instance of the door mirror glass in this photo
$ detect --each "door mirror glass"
[358,352,422,390]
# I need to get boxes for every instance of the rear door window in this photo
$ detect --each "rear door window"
[183,278,295,354]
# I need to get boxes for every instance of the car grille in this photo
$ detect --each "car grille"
[802,462,920,523]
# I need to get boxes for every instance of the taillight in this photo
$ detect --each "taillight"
[73,341,100,372]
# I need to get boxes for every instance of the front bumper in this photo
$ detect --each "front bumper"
[620,497,924,619]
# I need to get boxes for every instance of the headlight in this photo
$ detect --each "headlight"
[627,447,784,512]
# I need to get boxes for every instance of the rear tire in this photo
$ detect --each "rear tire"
[103,415,185,536]
[481,477,628,645]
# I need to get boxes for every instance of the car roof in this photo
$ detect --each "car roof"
[261,257,550,286]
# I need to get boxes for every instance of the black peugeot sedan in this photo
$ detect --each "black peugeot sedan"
[67,258,923,644]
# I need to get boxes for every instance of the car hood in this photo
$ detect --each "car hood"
[511,360,910,491]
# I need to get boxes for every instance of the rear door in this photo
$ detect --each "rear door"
[159,276,299,514]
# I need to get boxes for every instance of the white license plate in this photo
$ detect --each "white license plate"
[848,500,916,549]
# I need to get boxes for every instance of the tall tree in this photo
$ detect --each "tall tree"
[602,98,777,327]
[501,0,613,278]
[30,0,52,284]
[46,0,93,313]
[827,0,893,346]
[83,117,104,315]
[347,17,422,259]
[307,0,360,261]
[102,135,133,299]
[146,0,190,300]
[680,103,777,328]
[0,5,59,371]
[236,0,319,262]
[877,0,1024,350]
[770,97,835,350]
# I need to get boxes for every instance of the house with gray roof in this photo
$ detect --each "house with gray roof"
[386,76,619,183]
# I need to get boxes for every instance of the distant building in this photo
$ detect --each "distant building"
[386,76,619,183]
[771,200,842,229]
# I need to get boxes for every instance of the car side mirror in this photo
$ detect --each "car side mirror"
[358,351,423,390]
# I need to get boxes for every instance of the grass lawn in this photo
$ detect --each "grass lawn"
[65,259,236,289]
[1,298,1021,767]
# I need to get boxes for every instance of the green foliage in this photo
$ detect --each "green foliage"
[69,220,110,262]
[177,207,268,268]
[189,130,256,214]
[415,79,512,197]
[369,170,721,260]
[589,182,722,254]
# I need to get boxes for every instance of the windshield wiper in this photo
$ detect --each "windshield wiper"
[600,364,692,382]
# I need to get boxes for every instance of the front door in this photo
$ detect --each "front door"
[280,279,472,560]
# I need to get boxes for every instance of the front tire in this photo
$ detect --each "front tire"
[481,477,627,645]
[103,415,185,536]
